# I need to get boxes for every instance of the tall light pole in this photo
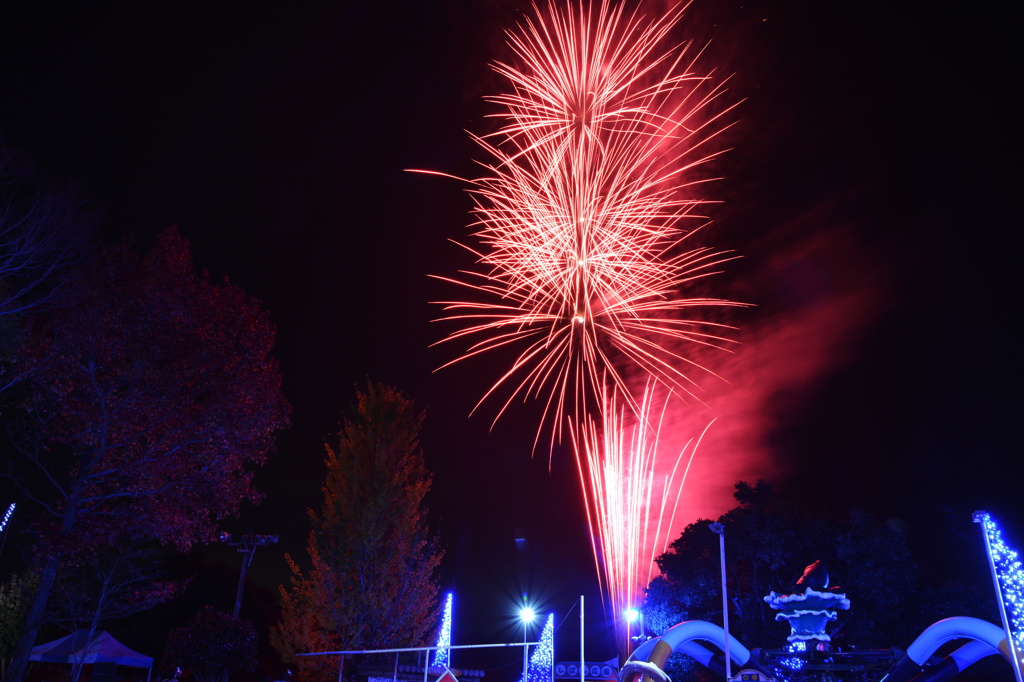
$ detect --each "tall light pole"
[579,595,585,682]
[219,531,279,617]
[520,606,536,682]
[709,522,731,680]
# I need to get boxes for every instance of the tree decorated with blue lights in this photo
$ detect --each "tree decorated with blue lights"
[432,592,453,670]
[974,511,1024,678]
[519,613,553,682]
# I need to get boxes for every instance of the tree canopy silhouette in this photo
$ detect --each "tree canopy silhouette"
[3,226,289,682]
[644,481,999,680]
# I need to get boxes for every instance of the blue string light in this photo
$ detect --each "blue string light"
[974,512,1024,674]
[778,640,806,671]
[433,592,453,669]
[0,504,14,533]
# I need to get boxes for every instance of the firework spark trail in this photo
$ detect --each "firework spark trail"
[427,0,742,629]
[570,385,710,620]
[432,0,744,439]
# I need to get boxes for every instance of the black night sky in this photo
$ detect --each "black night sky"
[0,0,1020,674]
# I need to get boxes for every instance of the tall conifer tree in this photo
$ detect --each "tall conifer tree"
[274,384,442,680]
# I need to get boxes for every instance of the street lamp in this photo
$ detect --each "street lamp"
[625,608,644,647]
[521,606,536,682]
[219,531,279,617]
[709,522,731,681]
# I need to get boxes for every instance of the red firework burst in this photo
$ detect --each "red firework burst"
[432,1,742,439]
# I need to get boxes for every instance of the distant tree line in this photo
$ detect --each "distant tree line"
[643,480,1001,681]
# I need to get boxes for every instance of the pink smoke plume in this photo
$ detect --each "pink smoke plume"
[640,216,888,577]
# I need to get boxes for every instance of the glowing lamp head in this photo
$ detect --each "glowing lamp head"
[625,608,640,623]
[573,315,585,324]
[520,607,536,623]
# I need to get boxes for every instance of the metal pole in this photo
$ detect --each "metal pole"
[233,546,254,618]
[523,621,529,682]
[974,511,1024,682]
[221,532,277,618]
[710,523,731,680]
[720,531,731,681]
[301,642,543,657]
[580,596,585,682]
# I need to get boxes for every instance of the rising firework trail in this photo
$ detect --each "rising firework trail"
[570,385,711,622]
[430,0,743,441]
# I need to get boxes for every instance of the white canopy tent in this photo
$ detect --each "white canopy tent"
[30,630,153,682]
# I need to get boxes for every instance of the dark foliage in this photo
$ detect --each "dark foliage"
[0,140,93,315]
[645,481,1001,681]
[2,226,290,682]
[47,538,184,631]
[0,571,37,681]
[164,607,257,682]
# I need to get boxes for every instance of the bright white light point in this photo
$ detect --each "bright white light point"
[625,607,639,622]
[574,315,585,324]
[520,607,535,623]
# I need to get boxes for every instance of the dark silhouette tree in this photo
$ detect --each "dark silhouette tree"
[0,139,94,394]
[273,383,442,681]
[163,606,257,682]
[47,538,184,682]
[2,226,290,682]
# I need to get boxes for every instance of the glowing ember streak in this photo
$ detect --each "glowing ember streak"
[432,0,743,438]
[569,382,712,622]
[570,385,710,621]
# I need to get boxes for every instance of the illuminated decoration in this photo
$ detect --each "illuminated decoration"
[777,641,806,672]
[520,614,554,682]
[629,544,1021,681]
[0,503,14,533]
[974,511,1024,679]
[432,0,741,436]
[764,561,849,645]
[433,592,454,669]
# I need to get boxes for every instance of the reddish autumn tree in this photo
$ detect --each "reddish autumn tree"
[3,226,290,682]
[273,384,441,682]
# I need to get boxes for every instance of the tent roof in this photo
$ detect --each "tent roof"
[30,630,153,668]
